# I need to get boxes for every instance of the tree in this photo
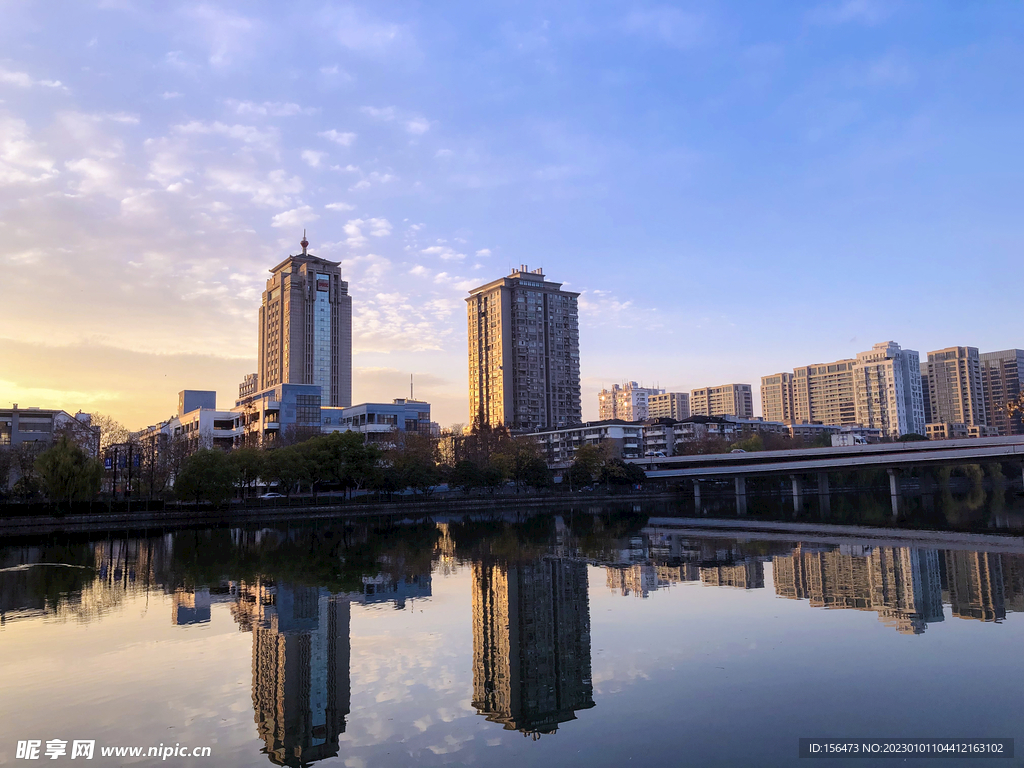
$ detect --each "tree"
[229,447,265,499]
[175,449,238,506]
[599,458,646,488]
[0,446,12,496]
[35,435,103,509]
[449,460,483,494]
[897,433,929,442]
[264,446,305,496]
[731,434,765,453]
[569,444,604,489]
[90,413,132,451]
[492,437,549,492]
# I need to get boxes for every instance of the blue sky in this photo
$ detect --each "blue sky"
[1,0,1022,428]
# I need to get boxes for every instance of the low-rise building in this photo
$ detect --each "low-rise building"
[0,404,100,454]
[321,399,432,442]
[924,423,998,440]
[533,420,644,467]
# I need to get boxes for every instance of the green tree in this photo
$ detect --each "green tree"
[450,460,483,494]
[175,449,238,506]
[599,458,646,488]
[264,446,304,496]
[731,434,765,452]
[897,433,929,442]
[229,447,265,499]
[492,436,547,492]
[35,436,103,509]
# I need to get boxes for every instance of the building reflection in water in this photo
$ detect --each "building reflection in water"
[171,587,211,625]
[232,580,351,767]
[472,557,595,738]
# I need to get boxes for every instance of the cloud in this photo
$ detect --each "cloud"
[271,205,318,228]
[0,117,58,184]
[325,201,354,211]
[228,100,317,117]
[301,150,326,167]
[475,248,491,257]
[343,217,392,247]
[332,8,404,53]
[174,121,277,151]
[184,5,260,67]
[360,106,396,121]
[161,91,182,99]
[406,117,431,135]
[0,67,67,90]
[809,0,891,25]
[349,171,394,191]
[319,129,357,146]
[422,245,465,261]
[206,167,303,207]
[625,7,705,49]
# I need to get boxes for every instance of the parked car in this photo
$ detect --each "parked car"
[730,449,746,453]
[258,492,285,499]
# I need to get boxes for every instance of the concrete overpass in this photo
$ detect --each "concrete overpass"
[629,435,1024,515]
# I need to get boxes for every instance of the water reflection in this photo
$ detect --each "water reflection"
[2,508,1024,765]
[472,557,594,737]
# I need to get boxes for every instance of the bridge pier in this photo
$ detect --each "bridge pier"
[791,475,803,514]
[817,472,831,514]
[888,468,901,518]
[735,476,747,516]
[693,479,702,511]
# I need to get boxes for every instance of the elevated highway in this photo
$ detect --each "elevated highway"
[628,435,1024,515]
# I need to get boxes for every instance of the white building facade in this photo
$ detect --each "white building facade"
[852,342,927,438]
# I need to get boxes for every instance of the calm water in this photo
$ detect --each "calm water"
[2,503,1023,767]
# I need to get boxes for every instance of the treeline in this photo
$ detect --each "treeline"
[1,421,646,509]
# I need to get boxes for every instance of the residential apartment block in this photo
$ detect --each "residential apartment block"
[647,392,690,420]
[921,346,986,428]
[690,384,753,419]
[763,342,926,438]
[597,382,663,421]
[760,372,795,424]
[258,235,353,407]
[466,267,581,432]
[980,349,1024,436]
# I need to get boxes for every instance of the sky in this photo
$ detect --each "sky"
[1,0,1023,430]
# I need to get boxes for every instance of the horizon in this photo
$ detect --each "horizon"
[2,2,1023,430]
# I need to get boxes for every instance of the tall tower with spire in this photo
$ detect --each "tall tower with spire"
[258,234,352,407]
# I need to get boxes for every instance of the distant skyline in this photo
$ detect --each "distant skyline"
[2,2,1023,429]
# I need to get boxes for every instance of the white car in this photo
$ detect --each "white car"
[258,492,285,499]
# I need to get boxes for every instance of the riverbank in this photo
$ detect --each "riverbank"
[0,490,679,537]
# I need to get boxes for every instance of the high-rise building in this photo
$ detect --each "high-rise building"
[922,346,986,428]
[258,235,352,407]
[851,342,926,438]
[466,267,581,431]
[690,384,753,419]
[793,359,858,427]
[980,349,1024,436]
[647,392,690,421]
[760,372,795,424]
[471,558,594,736]
[235,580,351,766]
[597,382,663,421]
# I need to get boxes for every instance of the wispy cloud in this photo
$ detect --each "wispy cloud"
[809,0,891,26]
[271,205,318,228]
[0,66,67,91]
[624,7,705,49]
[319,129,357,146]
[227,99,318,117]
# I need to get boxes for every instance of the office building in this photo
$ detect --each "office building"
[466,267,581,431]
[760,373,795,424]
[258,235,352,407]
[647,392,690,420]
[980,349,1024,436]
[321,399,432,442]
[690,384,753,419]
[922,346,986,428]
[851,342,926,438]
[945,551,1005,622]
[597,382,663,422]
[471,558,594,736]
[0,405,99,455]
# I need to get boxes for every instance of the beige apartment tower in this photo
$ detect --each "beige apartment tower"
[761,372,795,424]
[258,235,352,407]
[467,267,581,431]
[597,382,663,421]
[648,392,690,420]
[922,346,986,428]
[690,383,753,418]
